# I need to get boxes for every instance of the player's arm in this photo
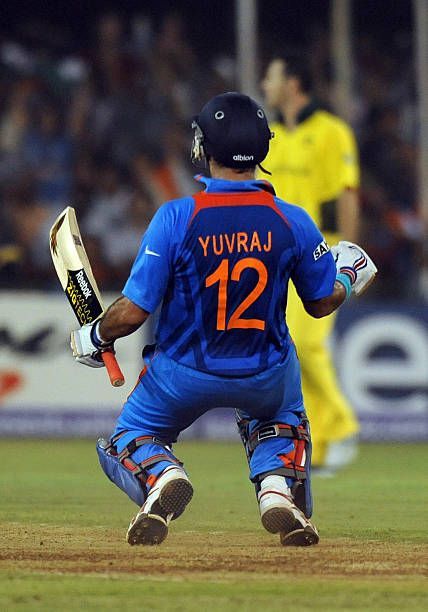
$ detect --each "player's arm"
[99,296,149,341]
[302,281,346,318]
[289,209,377,320]
[71,204,175,367]
[303,240,378,318]
[71,297,149,368]
[290,206,338,319]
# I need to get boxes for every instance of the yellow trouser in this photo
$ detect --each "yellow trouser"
[286,282,359,466]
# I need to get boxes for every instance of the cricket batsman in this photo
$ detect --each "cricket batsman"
[261,55,361,471]
[70,93,376,546]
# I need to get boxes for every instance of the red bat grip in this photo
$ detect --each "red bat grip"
[101,351,125,387]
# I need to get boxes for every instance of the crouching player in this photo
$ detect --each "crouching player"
[70,93,377,547]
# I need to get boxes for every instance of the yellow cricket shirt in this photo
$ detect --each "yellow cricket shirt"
[263,104,359,241]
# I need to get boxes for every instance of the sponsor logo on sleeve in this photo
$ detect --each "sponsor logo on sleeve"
[313,240,330,261]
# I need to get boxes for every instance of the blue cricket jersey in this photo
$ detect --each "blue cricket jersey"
[123,176,336,376]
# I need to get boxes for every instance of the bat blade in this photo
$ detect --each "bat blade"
[50,207,103,325]
[49,206,125,387]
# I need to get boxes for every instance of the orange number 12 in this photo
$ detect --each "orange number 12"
[205,257,267,331]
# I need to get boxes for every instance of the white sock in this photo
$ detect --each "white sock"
[259,475,291,497]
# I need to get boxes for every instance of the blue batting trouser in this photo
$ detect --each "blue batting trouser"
[111,344,305,486]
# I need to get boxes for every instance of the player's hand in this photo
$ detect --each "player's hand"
[331,240,377,296]
[70,321,114,368]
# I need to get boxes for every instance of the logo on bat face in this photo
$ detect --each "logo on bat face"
[75,269,92,298]
[66,269,102,324]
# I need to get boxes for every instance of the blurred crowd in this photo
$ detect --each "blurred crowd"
[0,10,424,298]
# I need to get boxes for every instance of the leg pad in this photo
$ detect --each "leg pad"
[96,438,146,506]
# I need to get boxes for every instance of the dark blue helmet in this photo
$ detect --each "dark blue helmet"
[191,92,273,170]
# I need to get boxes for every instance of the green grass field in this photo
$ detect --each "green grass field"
[0,440,426,611]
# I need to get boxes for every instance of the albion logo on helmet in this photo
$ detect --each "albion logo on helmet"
[233,154,254,161]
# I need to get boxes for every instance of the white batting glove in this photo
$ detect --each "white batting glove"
[70,320,114,368]
[331,240,377,297]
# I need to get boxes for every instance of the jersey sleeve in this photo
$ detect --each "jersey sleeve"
[122,204,175,313]
[290,207,337,302]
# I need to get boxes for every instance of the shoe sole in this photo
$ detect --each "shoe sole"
[280,525,320,546]
[127,514,168,546]
[159,478,194,519]
[261,507,296,534]
[127,478,194,546]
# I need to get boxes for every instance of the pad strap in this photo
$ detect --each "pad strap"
[255,467,306,481]
[114,434,172,462]
[120,454,178,482]
[246,422,310,481]
[110,431,182,484]
[248,423,310,453]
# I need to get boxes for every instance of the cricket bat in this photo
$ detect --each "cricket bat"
[49,206,125,387]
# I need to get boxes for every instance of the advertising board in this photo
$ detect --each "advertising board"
[1,293,427,440]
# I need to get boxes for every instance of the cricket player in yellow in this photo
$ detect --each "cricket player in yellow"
[261,56,360,471]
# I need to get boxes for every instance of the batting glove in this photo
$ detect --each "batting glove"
[70,320,114,368]
[331,240,378,297]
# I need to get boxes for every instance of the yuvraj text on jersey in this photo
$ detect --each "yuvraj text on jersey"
[198,231,272,256]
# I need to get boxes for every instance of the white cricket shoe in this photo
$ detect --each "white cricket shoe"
[258,475,319,546]
[127,465,193,546]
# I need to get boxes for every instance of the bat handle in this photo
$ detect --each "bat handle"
[101,350,125,387]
